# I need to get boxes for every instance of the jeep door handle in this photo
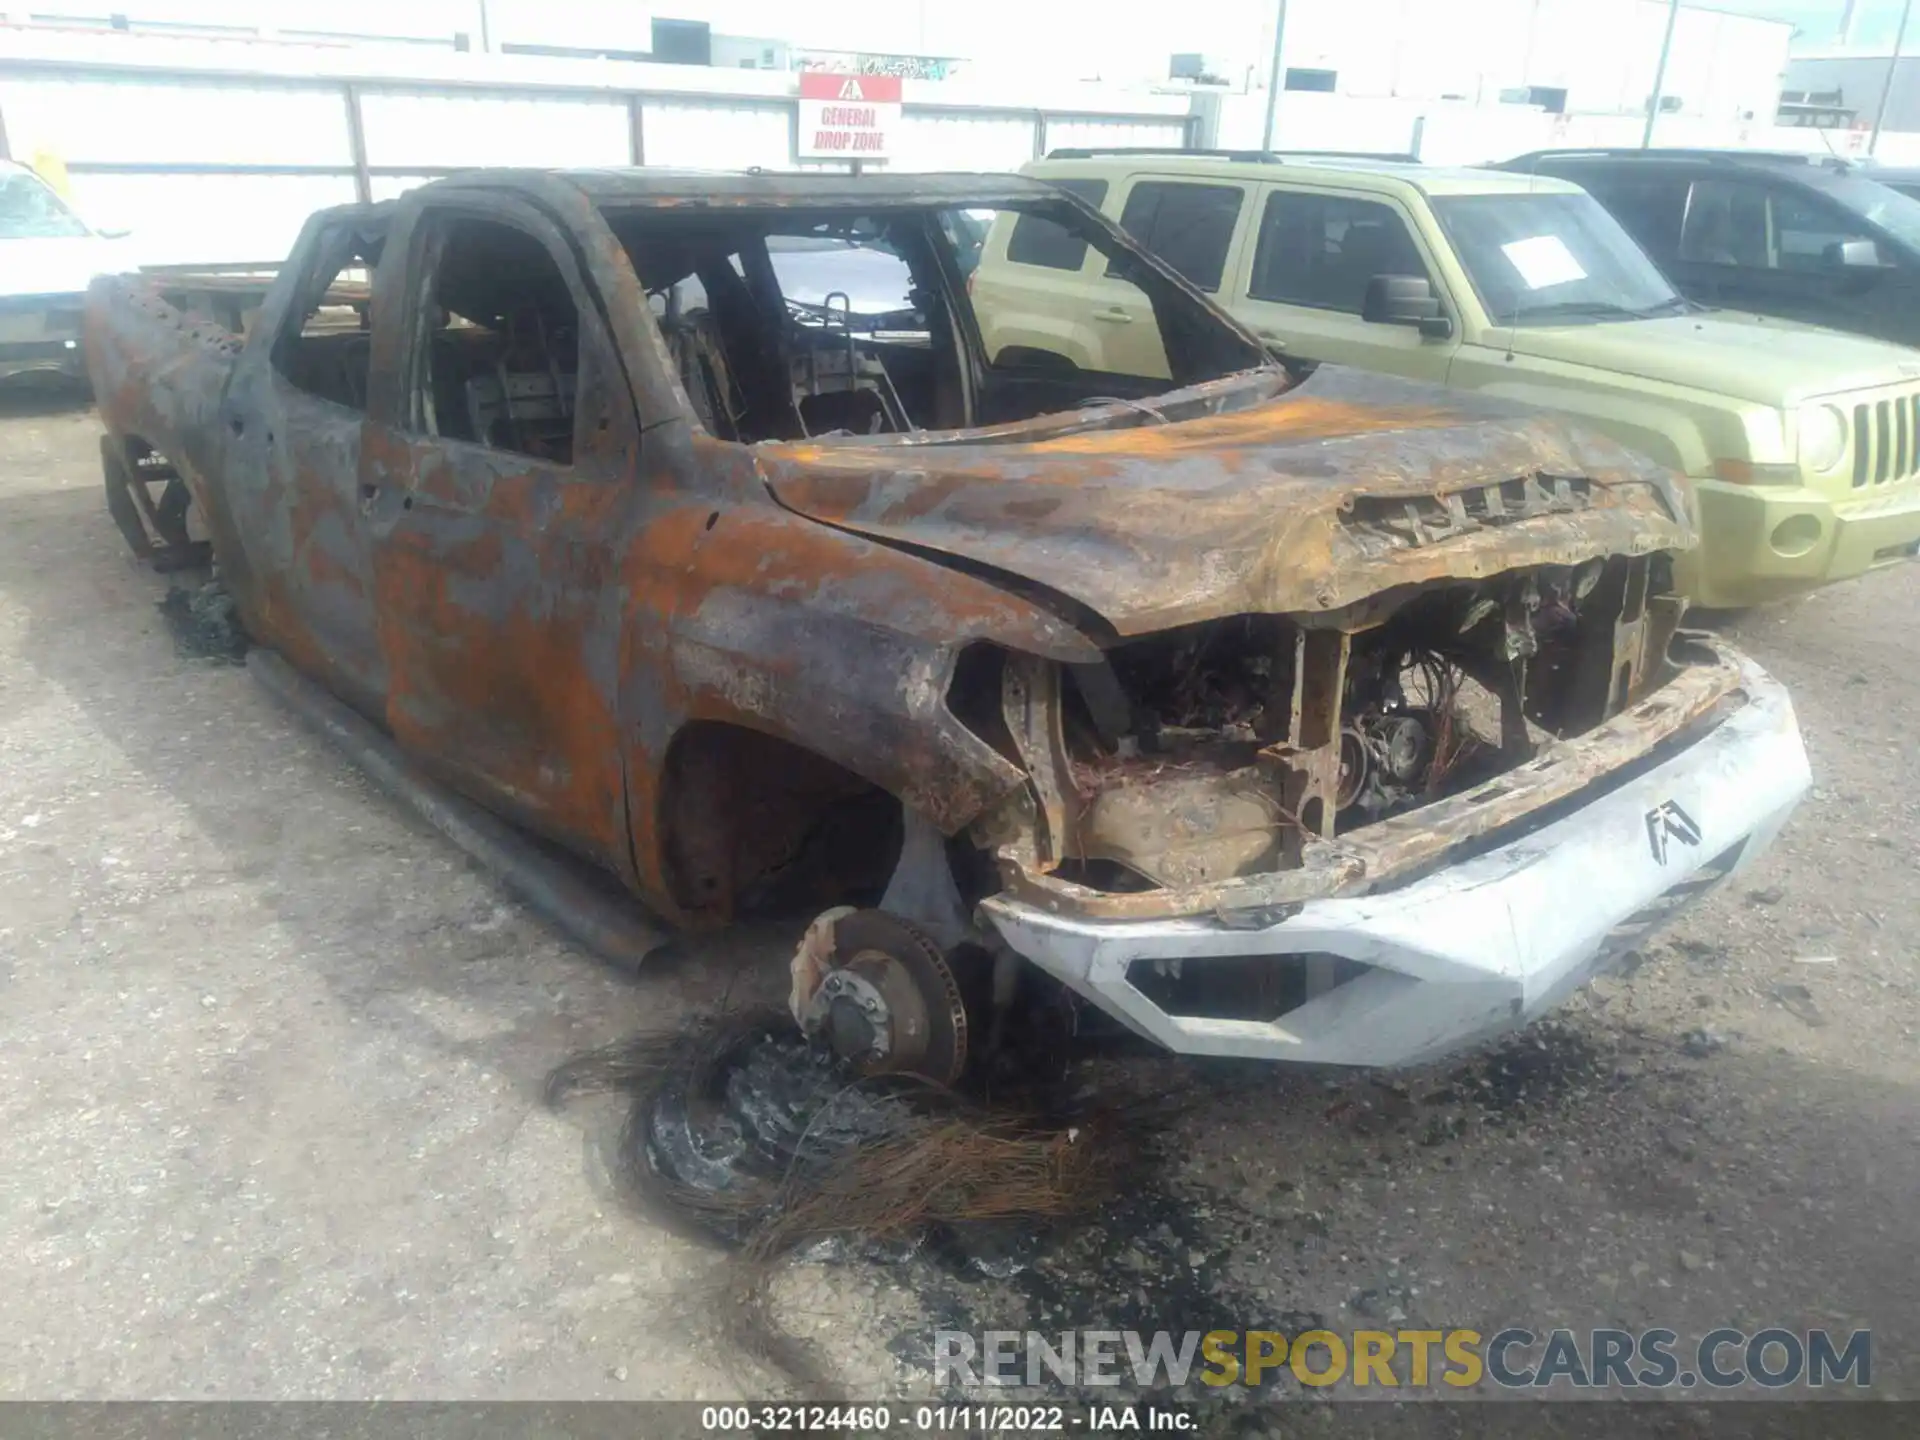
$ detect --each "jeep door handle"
[1092,307,1134,324]
[1254,329,1289,351]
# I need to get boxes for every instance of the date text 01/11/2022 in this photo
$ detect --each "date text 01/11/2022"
[697,1403,1195,1432]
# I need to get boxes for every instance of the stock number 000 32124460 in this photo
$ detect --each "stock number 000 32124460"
[700,1405,1090,1432]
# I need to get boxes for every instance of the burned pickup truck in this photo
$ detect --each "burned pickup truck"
[86,169,1809,1075]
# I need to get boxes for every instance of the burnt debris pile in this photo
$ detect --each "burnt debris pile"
[546,1008,1132,1392]
[157,578,247,664]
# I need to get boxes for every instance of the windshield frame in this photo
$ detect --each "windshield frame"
[0,165,92,241]
[1431,189,1686,329]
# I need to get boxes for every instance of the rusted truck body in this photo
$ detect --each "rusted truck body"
[87,169,1809,1068]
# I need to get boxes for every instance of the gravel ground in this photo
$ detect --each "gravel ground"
[2,400,1915,1416]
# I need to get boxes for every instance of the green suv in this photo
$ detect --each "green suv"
[970,150,1920,608]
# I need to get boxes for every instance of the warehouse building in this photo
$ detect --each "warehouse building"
[1785,48,1920,133]
[0,0,1794,118]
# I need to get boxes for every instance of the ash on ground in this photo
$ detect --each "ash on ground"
[549,1004,1746,1416]
[546,1008,1135,1395]
[157,578,247,663]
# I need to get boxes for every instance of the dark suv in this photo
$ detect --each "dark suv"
[1499,149,1920,348]
[1865,165,1920,203]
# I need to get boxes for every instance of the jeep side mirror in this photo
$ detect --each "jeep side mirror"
[1828,238,1882,269]
[1363,274,1453,338]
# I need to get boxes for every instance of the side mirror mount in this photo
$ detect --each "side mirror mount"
[1828,237,1882,269]
[1363,273,1452,338]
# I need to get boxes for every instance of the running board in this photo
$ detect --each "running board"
[247,648,670,972]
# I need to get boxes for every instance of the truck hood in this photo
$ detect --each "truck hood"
[756,368,1693,635]
[1500,310,1920,408]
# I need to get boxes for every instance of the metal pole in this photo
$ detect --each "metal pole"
[1642,0,1682,148]
[626,93,645,167]
[1871,0,1916,155]
[342,83,372,205]
[1261,0,1289,151]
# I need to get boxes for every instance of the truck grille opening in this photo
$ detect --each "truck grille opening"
[1852,394,1920,487]
[1124,953,1373,1023]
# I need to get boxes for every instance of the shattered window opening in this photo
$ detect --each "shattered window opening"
[408,215,583,466]
[270,220,383,414]
[603,198,1269,444]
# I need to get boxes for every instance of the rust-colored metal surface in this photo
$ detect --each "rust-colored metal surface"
[761,374,1692,636]
[82,167,1713,947]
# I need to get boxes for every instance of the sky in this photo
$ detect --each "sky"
[1726,1,1917,48]
[32,0,1905,62]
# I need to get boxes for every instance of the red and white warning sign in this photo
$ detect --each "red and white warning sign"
[797,72,903,160]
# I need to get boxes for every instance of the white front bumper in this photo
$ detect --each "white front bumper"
[981,657,1809,1068]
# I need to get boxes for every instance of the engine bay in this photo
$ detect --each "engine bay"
[969,553,1683,895]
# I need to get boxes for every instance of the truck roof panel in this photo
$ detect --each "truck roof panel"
[423,168,1067,209]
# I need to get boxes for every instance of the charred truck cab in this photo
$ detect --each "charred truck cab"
[85,170,1809,1075]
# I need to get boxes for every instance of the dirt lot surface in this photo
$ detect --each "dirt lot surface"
[2,401,1916,1420]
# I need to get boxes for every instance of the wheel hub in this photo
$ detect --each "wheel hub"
[795,910,969,1084]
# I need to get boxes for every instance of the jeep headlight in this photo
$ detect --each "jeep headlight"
[1799,403,1848,475]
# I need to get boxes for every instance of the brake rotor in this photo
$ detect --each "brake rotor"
[797,909,969,1085]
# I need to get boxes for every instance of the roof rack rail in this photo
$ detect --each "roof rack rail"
[1504,147,1850,168]
[1041,146,1422,164]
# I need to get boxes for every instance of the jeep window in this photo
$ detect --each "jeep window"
[0,168,89,239]
[1249,191,1430,312]
[606,199,1267,442]
[1572,171,1691,258]
[1110,181,1244,292]
[1772,187,1884,270]
[1680,177,1918,271]
[1433,191,1684,325]
[1005,178,1108,270]
[1806,170,1920,254]
[1678,178,1771,267]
